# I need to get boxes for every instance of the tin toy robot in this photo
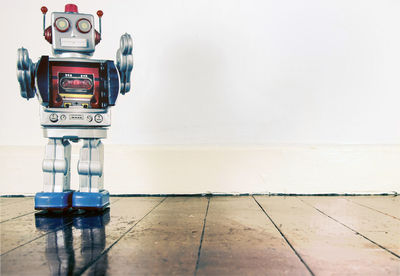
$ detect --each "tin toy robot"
[17,4,133,211]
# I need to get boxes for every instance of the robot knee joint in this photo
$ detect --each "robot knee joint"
[78,161,102,176]
[42,158,68,174]
[42,159,54,173]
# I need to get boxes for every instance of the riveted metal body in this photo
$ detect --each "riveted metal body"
[17,4,133,210]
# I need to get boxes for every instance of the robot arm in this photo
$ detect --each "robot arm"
[17,48,36,100]
[116,33,133,95]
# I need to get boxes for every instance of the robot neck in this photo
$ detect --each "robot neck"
[53,52,93,59]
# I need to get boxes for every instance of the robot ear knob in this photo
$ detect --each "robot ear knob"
[45,26,52,44]
[95,30,101,45]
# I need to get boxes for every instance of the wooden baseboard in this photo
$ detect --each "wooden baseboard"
[0,145,399,195]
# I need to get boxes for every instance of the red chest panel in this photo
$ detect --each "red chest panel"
[36,56,120,108]
[50,63,102,108]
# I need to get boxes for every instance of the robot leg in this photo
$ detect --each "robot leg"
[35,138,73,210]
[73,139,109,210]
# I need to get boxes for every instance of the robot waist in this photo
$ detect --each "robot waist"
[40,107,111,127]
[43,127,108,139]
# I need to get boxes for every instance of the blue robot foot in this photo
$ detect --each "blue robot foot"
[35,191,73,211]
[72,190,110,211]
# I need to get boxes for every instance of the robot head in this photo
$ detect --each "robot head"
[42,4,102,57]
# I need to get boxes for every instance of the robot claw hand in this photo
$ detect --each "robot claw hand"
[116,33,133,94]
[17,48,36,100]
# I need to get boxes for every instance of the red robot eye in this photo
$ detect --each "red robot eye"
[54,17,70,32]
[76,18,92,33]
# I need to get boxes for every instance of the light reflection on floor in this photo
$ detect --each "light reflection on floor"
[35,209,109,275]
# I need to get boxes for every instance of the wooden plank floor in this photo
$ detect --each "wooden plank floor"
[0,196,399,275]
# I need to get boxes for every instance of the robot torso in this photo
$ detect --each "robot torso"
[37,57,120,128]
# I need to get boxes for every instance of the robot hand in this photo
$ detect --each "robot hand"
[17,48,36,100]
[116,33,133,95]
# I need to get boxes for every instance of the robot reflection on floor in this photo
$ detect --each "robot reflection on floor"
[17,4,133,211]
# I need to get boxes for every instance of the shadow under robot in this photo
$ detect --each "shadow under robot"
[17,4,133,211]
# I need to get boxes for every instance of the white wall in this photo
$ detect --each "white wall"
[1,0,399,194]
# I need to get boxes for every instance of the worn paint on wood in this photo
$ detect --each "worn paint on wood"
[0,197,164,275]
[301,197,400,256]
[0,197,30,207]
[197,196,310,275]
[0,198,36,223]
[346,196,400,220]
[87,197,208,275]
[255,196,400,275]
[1,196,399,275]
[74,197,164,275]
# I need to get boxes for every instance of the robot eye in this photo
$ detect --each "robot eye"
[76,18,92,33]
[54,17,70,32]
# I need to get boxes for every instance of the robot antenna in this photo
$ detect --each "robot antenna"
[97,10,103,35]
[41,6,48,36]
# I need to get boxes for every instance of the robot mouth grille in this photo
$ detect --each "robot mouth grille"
[60,38,88,48]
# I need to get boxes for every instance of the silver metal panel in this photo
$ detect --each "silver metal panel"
[43,127,108,139]
[51,12,95,56]
[40,107,111,127]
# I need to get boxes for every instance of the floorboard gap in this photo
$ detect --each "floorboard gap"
[0,211,39,224]
[252,196,315,276]
[1,220,74,256]
[194,196,211,276]
[344,198,400,221]
[298,198,400,259]
[78,197,167,275]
